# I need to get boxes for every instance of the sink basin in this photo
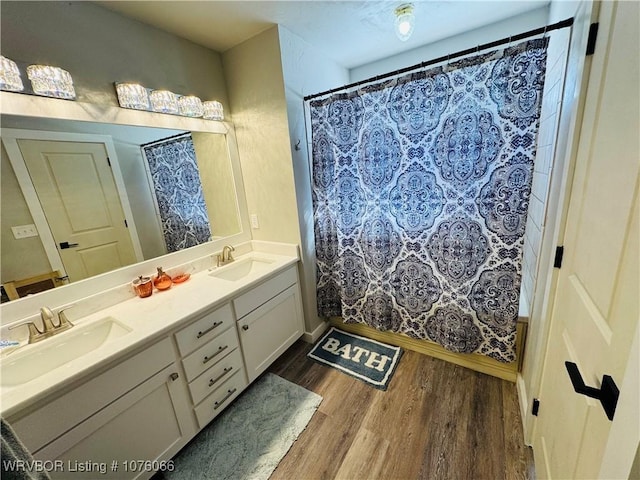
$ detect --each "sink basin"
[1,317,131,387]
[209,257,274,281]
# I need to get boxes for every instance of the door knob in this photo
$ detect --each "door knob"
[242,325,249,331]
[565,361,619,421]
[59,241,79,249]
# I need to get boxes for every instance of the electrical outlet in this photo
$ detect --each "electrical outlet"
[11,224,39,239]
[250,214,260,229]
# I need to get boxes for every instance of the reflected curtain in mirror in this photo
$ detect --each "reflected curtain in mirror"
[310,39,549,363]
[143,134,212,253]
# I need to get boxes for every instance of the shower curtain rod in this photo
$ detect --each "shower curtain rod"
[304,17,574,102]
[141,131,191,148]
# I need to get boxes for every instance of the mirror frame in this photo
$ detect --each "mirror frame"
[0,91,252,323]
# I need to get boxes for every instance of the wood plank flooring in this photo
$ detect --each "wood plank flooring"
[267,340,535,480]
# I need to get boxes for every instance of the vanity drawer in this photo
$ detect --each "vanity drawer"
[233,266,297,319]
[188,348,244,406]
[175,303,234,356]
[193,371,247,429]
[181,327,238,382]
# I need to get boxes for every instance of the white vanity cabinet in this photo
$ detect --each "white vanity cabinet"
[173,303,248,429]
[9,338,196,480]
[235,266,304,382]
[3,254,305,479]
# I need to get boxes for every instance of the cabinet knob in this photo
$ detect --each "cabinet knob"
[242,325,249,331]
[169,372,179,381]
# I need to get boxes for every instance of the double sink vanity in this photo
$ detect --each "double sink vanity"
[0,242,305,479]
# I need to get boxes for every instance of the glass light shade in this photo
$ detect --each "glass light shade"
[203,100,224,120]
[150,90,179,114]
[395,4,415,42]
[178,95,204,117]
[115,83,150,110]
[0,56,24,92]
[27,64,75,99]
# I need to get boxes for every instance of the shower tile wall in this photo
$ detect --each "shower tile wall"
[520,29,571,313]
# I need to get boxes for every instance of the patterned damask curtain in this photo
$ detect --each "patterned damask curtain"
[143,135,212,253]
[310,39,548,363]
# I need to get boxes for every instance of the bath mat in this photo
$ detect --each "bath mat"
[308,327,403,390]
[165,373,322,480]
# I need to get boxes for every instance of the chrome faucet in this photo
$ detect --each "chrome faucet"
[8,306,74,344]
[217,245,235,267]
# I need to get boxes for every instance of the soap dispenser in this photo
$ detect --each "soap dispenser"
[154,267,172,291]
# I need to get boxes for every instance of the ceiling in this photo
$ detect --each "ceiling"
[97,1,549,69]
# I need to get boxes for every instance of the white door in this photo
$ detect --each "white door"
[533,1,639,478]
[17,139,138,282]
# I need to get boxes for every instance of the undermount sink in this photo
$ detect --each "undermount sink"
[209,256,275,282]
[1,317,131,387]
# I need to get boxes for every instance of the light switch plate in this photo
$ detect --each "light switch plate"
[250,214,259,229]
[11,224,39,239]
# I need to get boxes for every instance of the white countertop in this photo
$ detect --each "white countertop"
[0,247,299,418]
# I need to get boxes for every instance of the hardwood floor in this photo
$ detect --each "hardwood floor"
[267,340,535,480]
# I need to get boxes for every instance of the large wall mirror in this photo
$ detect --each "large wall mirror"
[1,98,247,303]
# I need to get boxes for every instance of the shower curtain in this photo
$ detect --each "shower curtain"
[310,39,548,363]
[143,135,212,253]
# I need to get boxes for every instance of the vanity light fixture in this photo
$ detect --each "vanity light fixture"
[27,64,76,99]
[115,82,150,110]
[203,100,224,121]
[149,89,179,114]
[395,4,415,42]
[114,82,222,121]
[0,56,24,92]
[178,95,204,117]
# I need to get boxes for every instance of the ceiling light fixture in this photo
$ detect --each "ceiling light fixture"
[395,4,415,42]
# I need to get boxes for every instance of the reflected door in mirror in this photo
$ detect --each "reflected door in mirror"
[18,139,137,282]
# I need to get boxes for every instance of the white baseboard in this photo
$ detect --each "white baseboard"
[302,320,329,344]
[516,373,532,446]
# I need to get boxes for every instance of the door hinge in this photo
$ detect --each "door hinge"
[532,398,540,416]
[107,157,111,167]
[554,246,564,269]
[124,219,128,228]
[586,23,599,56]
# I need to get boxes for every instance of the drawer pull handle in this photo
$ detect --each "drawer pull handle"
[214,388,237,410]
[203,345,228,364]
[197,321,223,339]
[242,325,249,331]
[208,367,233,387]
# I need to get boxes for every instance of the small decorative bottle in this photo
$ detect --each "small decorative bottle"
[154,267,172,291]
[133,276,153,298]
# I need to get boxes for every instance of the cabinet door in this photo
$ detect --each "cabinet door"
[35,365,195,480]
[237,284,304,382]
[11,338,175,453]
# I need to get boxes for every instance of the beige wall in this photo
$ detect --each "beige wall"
[1,144,51,283]
[222,27,301,245]
[278,27,349,336]
[351,7,550,82]
[0,1,228,112]
[192,132,241,238]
